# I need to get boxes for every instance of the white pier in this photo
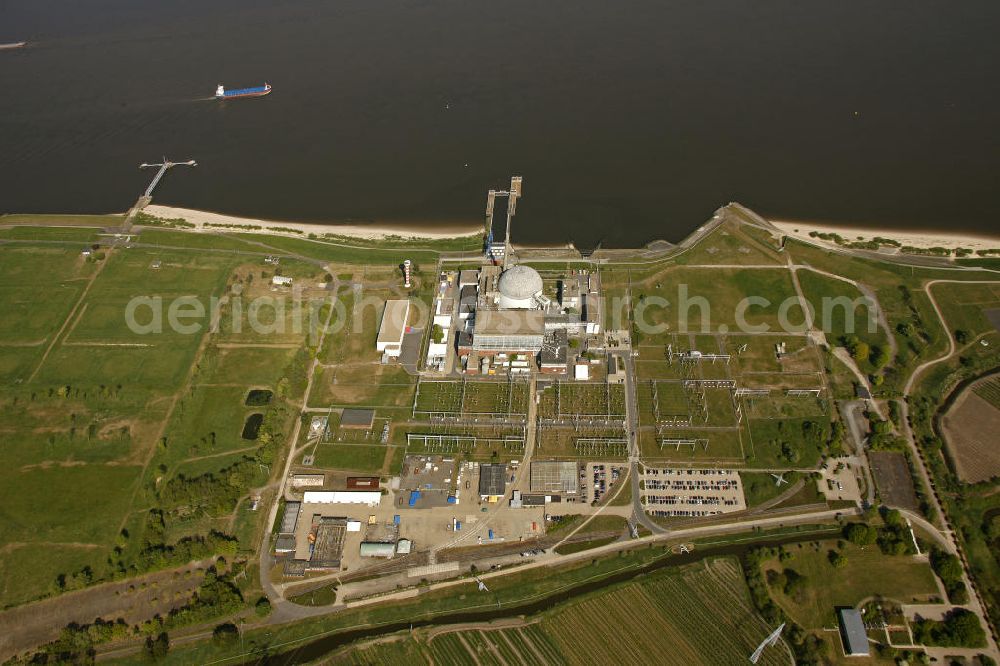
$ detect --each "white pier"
[139,158,197,199]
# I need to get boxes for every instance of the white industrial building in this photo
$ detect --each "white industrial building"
[302,491,382,507]
[376,299,411,358]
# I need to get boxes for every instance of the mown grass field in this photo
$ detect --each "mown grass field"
[0,235,312,608]
[762,540,939,629]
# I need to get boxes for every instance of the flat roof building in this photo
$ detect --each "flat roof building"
[540,330,568,373]
[837,608,870,657]
[274,535,297,553]
[478,463,507,501]
[376,300,411,358]
[473,310,545,354]
[459,269,479,288]
[346,476,380,490]
[290,474,325,488]
[530,461,579,494]
[360,542,396,558]
[310,518,347,569]
[303,491,382,507]
[279,501,301,534]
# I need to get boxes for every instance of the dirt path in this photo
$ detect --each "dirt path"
[904,278,1000,395]
[115,309,219,535]
[26,251,111,383]
[178,444,260,465]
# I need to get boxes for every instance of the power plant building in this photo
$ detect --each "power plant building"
[376,300,411,358]
[472,310,545,354]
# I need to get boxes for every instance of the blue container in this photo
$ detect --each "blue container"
[447,496,457,504]
[488,529,494,540]
[455,521,461,530]
[393,514,400,525]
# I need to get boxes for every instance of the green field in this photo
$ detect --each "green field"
[762,539,939,629]
[310,443,390,473]
[0,237,309,608]
[337,557,787,666]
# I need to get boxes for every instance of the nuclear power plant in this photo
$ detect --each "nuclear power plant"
[423,176,603,375]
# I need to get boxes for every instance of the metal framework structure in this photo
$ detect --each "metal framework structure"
[573,437,629,457]
[658,438,710,451]
[785,388,822,396]
[406,432,526,454]
[412,377,529,423]
[537,380,627,428]
[735,388,771,396]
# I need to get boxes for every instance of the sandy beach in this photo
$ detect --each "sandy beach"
[142,205,484,241]
[769,219,1000,253]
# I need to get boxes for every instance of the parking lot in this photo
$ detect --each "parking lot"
[640,467,746,518]
[584,462,626,504]
[818,459,863,503]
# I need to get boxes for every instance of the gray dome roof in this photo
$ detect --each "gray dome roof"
[498,265,543,300]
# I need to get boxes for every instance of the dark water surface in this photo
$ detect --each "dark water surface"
[2,1,999,248]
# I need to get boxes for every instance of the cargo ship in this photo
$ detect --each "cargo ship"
[215,83,271,99]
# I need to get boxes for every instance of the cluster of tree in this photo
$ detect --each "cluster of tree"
[912,608,986,647]
[827,549,848,568]
[841,335,889,369]
[159,458,260,516]
[742,548,826,665]
[158,566,244,630]
[865,414,905,451]
[929,548,969,604]
[767,567,808,602]
[14,618,133,664]
[842,510,917,556]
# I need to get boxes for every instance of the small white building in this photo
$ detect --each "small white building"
[302,491,382,507]
[376,300,411,358]
[272,275,293,286]
[574,363,590,380]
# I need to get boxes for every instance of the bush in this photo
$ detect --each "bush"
[144,632,169,660]
[844,523,878,546]
[212,623,239,646]
[254,596,272,617]
[913,608,985,647]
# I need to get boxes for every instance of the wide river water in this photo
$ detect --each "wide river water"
[2,1,999,248]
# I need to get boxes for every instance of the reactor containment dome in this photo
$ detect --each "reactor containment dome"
[497,264,544,309]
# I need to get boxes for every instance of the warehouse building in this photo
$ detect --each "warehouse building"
[530,461,579,494]
[303,491,382,507]
[279,501,301,534]
[359,542,396,558]
[376,299,411,358]
[837,608,870,657]
[478,463,507,502]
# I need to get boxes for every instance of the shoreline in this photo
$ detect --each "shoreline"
[769,218,1000,253]
[142,205,484,241]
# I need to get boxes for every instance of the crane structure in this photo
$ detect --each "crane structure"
[749,623,785,664]
[139,157,197,199]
